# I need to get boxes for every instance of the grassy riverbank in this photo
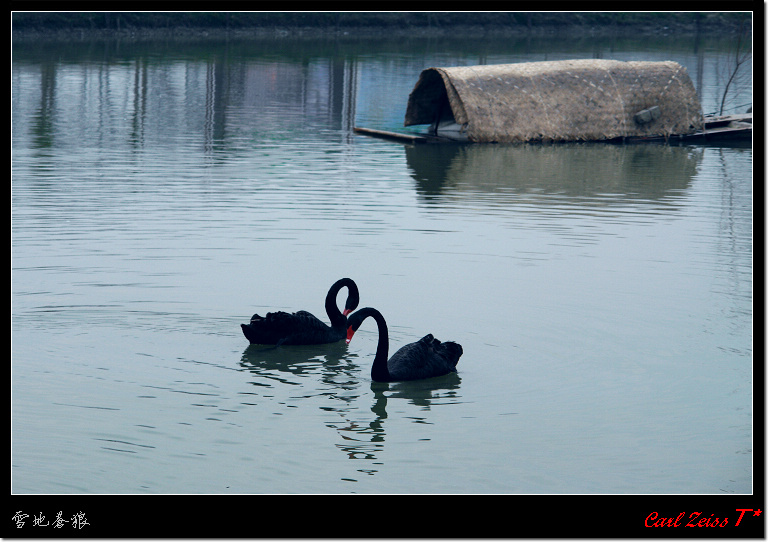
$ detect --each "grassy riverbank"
[12,11,752,41]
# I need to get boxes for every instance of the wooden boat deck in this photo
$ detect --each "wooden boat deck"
[354,114,752,146]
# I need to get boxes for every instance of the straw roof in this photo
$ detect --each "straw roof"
[404,59,703,143]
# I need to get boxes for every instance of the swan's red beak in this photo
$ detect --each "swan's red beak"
[345,327,355,344]
[343,308,352,316]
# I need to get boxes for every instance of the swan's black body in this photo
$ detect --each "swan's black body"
[241,278,359,345]
[345,307,463,382]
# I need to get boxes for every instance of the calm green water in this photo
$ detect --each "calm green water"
[12,32,752,495]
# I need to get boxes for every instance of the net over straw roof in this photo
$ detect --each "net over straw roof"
[404,59,704,143]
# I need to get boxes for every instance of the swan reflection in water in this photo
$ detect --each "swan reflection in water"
[239,340,353,389]
[328,373,462,471]
[238,341,463,480]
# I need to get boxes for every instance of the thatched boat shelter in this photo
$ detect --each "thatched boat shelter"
[403,59,704,143]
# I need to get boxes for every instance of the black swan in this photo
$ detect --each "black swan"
[241,278,360,345]
[345,307,463,382]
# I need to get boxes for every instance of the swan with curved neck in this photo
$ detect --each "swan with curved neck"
[345,307,463,382]
[241,278,360,345]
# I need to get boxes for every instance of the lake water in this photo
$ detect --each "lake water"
[12,31,753,497]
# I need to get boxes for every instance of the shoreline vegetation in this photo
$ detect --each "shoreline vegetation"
[12,12,752,42]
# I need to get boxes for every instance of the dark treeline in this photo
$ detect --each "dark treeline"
[11,11,752,35]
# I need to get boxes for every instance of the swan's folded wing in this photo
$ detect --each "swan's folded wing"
[243,309,336,345]
[420,334,463,370]
[437,341,463,368]
[262,310,327,333]
[290,310,332,331]
[420,334,461,354]
[386,335,458,381]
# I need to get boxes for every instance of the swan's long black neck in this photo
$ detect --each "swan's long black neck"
[326,278,359,329]
[347,307,391,382]
[365,308,391,382]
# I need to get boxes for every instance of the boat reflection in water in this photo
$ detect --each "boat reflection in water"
[405,142,702,205]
